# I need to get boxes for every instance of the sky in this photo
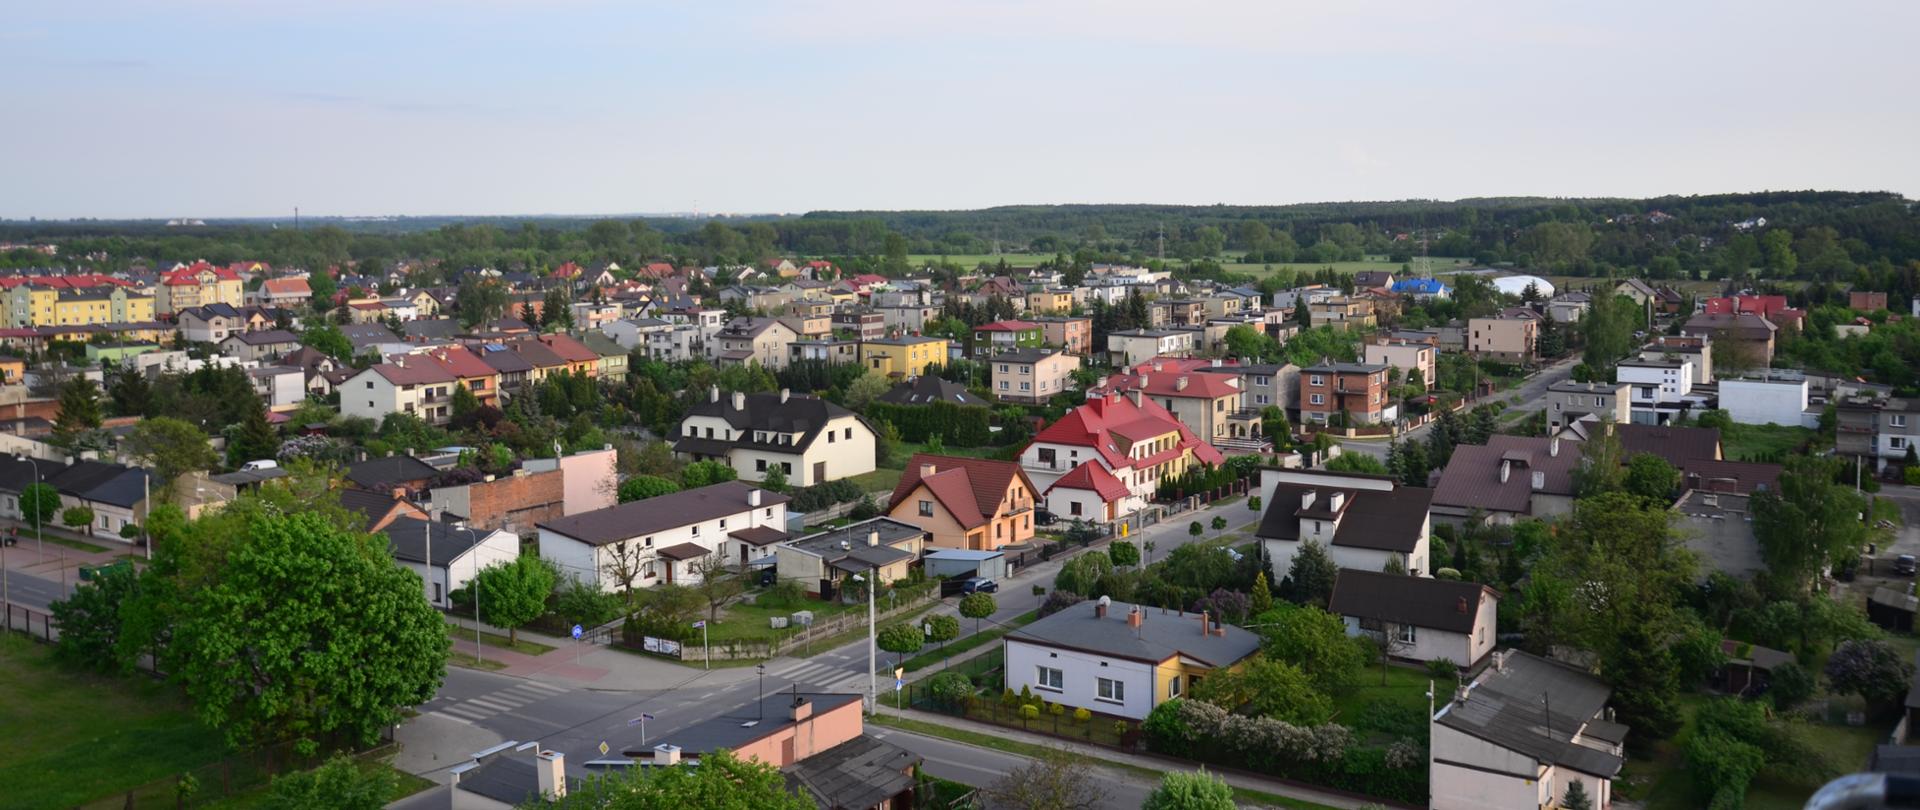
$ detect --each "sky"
[4,0,1916,219]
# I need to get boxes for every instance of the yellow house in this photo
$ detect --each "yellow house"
[4,285,56,328]
[52,287,154,326]
[0,356,24,385]
[1003,598,1260,720]
[1026,288,1075,315]
[858,335,949,378]
[157,262,245,314]
[885,454,1038,551]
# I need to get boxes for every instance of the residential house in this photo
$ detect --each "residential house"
[1674,490,1765,580]
[518,445,620,517]
[1682,312,1777,369]
[778,314,832,339]
[219,329,300,363]
[1307,295,1376,331]
[1300,362,1394,425]
[789,338,859,365]
[345,455,440,497]
[1004,598,1260,721]
[51,287,154,326]
[0,355,22,385]
[1090,358,1250,447]
[1430,650,1625,810]
[429,466,566,535]
[1352,270,1396,291]
[886,454,1038,551]
[338,488,430,533]
[601,317,673,350]
[1255,467,1433,578]
[579,333,630,383]
[1546,291,1591,323]
[714,317,799,370]
[0,457,151,541]
[875,374,982,407]
[1329,570,1499,670]
[156,261,244,314]
[859,336,948,379]
[475,343,536,398]
[1031,315,1093,355]
[832,311,887,342]
[1199,362,1298,420]
[1616,358,1695,423]
[339,323,406,355]
[402,318,461,342]
[1431,435,1581,524]
[1719,372,1813,428]
[422,345,501,407]
[1020,390,1225,522]
[1467,315,1538,364]
[990,348,1080,405]
[877,304,940,335]
[339,359,460,426]
[1154,299,1207,327]
[1638,334,1713,386]
[176,303,248,343]
[537,481,790,589]
[775,518,926,595]
[1545,381,1629,434]
[247,365,306,411]
[1105,329,1195,367]
[528,333,599,378]
[1363,338,1436,390]
[644,323,705,363]
[385,516,519,609]
[1390,278,1452,300]
[971,320,1044,357]
[1853,290,1891,312]
[674,388,876,487]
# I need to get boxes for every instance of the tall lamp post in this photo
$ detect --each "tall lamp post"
[16,455,56,588]
[853,568,876,712]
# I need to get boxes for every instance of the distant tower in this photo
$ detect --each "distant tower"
[1157,222,1165,263]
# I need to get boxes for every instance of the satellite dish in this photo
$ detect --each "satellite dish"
[1097,595,1111,607]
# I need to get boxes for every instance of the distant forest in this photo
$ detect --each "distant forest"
[3,191,1916,293]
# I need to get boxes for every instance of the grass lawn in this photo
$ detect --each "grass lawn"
[903,610,1037,673]
[181,760,432,810]
[1623,693,1887,810]
[462,626,556,657]
[0,634,227,810]
[40,534,112,554]
[1721,422,1814,462]
[448,650,507,671]
[889,442,1002,462]
[846,467,902,495]
[1330,664,1434,724]
[706,595,860,644]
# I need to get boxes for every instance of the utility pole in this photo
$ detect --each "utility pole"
[1157,222,1166,264]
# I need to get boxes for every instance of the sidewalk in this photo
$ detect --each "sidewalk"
[871,703,1387,810]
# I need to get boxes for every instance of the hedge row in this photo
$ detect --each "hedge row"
[866,401,994,446]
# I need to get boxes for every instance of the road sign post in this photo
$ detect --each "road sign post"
[694,620,708,669]
[630,712,654,746]
[573,624,584,664]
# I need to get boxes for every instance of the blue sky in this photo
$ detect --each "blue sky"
[5,1,1915,219]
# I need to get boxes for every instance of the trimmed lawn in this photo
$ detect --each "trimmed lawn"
[448,650,508,671]
[903,610,1038,673]
[0,634,230,810]
[462,626,556,656]
[1330,664,1433,724]
[707,594,861,644]
[846,468,902,495]
[1721,422,1814,462]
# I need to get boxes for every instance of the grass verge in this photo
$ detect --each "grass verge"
[869,713,1339,809]
[448,650,508,672]
[903,610,1037,673]
[458,626,556,656]
[41,534,112,554]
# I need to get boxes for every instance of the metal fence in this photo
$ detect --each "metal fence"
[2,602,57,643]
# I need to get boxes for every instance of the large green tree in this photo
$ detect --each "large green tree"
[1191,657,1331,724]
[473,555,557,645]
[1283,539,1339,608]
[300,323,355,360]
[228,398,280,468]
[1753,455,1868,597]
[124,416,219,502]
[18,481,61,535]
[52,376,104,449]
[170,511,447,752]
[50,563,137,671]
[541,749,813,810]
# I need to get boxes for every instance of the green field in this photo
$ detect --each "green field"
[1720,422,1815,462]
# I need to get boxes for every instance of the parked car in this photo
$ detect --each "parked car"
[1896,555,1916,576]
[961,577,998,594]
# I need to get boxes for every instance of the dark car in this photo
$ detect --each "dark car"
[961,577,998,594]
[1897,555,1916,576]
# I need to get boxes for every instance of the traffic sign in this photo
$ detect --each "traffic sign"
[599,741,610,756]
[571,624,584,640]
[894,678,904,692]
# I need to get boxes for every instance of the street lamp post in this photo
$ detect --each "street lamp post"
[17,455,57,589]
[853,568,877,712]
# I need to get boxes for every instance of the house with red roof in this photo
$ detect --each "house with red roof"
[1019,389,1225,523]
[639,262,677,279]
[422,345,501,407]
[803,260,839,281]
[1090,357,1254,448]
[339,356,460,426]
[886,454,1039,551]
[252,276,312,307]
[156,260,245,314]
[549,261,584,281]
[847,274,889,295]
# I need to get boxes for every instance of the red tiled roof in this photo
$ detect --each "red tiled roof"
[261,277,311,296]
[550,261,583,278]
[366,360,456,386]
[537,333,599,364]
[887,454,1034,530]
[424,345,494,379]
[162,261,240,285]
[975,320,1040,332]
[1049,461,1130,501]
[1093,367,1242,400]
[1030,391,1224,469]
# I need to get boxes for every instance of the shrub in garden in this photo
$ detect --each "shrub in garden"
[1073,707,1092,724]
[1001,688,1020,707]
[1039,590,1085,618]
[926,672,975,711]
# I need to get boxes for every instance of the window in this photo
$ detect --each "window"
[1168,675,1182,697]
[1398,625,1417,643]
[1895,415,1909,428]
[1036,666,1064,691]
[919,500,934,517]
[691,525,701,537]
[764,508,772,518]
[1310,394,1325,405]
[1309,375,1324,386]
[828,431,835,443]
[1895,437,1909,450]
[845,428,853,439]
[644,536,653,547]
[1097,677,1125,703]
[757,459,768,472]
[432,582,443,604]
[718,518,727,529]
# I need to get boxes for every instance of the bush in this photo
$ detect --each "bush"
[1039,590,1086,618]
[864,401,994,446]
[758,580,808,610]
[552,579,622,628]
[926,672,974,710]
[790,478,867,512]
[1904,466,1920,487]
[1768,661,1815,710]
[1426,658,1460,683]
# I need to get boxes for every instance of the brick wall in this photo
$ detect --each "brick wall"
[465,468,565,534]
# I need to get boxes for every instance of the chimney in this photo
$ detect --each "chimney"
[484,474,495,482]
[1299,489,1317,510]
[1175,376,1189,392]
[1127,389,1143,408]
[1531,470,1546,491]
[1095,375,1110,389]
[1138,373,1149,388]
[536,750,567,799]
[1550,437,1561,457]
[1329,491,1346,512]
[709,385,720,403]
[780,388,791,404]
[1127,607,1143,629]
[1198,610,1210,636]
[867,530,879,547]
[731,391,745,410]
[1500,460,1511,483]
[919,462,936,479]
[1094,595,1111,620]
[1152,361,1164,372]
[789,695,812,722]
[653,744,681,767]
[749,488,762,507]
[1211,358,1222,367]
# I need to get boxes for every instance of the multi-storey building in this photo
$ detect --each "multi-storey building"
[1300,362,1394,425]
[156,261,245,315]
[1363,337,1436,390]
[1032,315,1093,355]
[990,348,1081,405]
[858,335,948,378]
[1018,390,1224,522]
[1467,315,1539,363]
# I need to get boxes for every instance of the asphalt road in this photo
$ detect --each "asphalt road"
[0,567,66,612]
[1340,354,1580,460]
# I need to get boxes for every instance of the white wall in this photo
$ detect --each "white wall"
[1004,638,1158,720]
[1429,723,1548,810]
[447,530,522,601]
[1721,378,1811,427]
[538,530,604,588]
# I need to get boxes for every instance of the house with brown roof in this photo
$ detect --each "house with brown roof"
[528,333,598,378]
[674,388,876,487]
[339,358,460,426]
[1431,435,1582,525]
[886,454,1039,551]
[537,481,790,589]
[252,276,312,307]
[421,345,500,407]
[1329,569,1498,670]
[1255,467,1434,578]
[1020,389,1225,522]
[474,343,536,397]
[1682,312,1777,368]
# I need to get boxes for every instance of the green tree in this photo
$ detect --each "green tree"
[1622,453,1678,504]
[1256,603,1366,694]
[50,563,136,671]
[1572,422,1627,497]
[926,613,960,654]
[1249,571,1273,615]
[1108,540,1140,567]
[1209,515,1227,536]
[455,277,508,329]
[680,460,738,489]
[1188,521,1202,541]
[540,288,574,332]
[228,399,280,468]
[1325,453,1389,475]
[171,511,447,751]
[125,417,220,502]
[1054,552,1113,596]
[1191,657,1332,724]
[306,271,338,312]
[262,755,397,810]
[844,371,892,411]
[1143,769,1236,810]
[1754,455,1868,597]
[543,749,814,810]
[300,323,355,360]
[1561,780,1593,810]
[451,382,479,421]
[19,482,61,535]
[983,749,1107,810]
[1284,539,1339,608]
[53,376,104,449]
[760,463,789,493]
[1825,639,1913,706]
[876,623,925,672]
[618,475,681,503]
[959,591,996,634]
[473,556,557,645]
[109,367,153,417]
[61,505,95,536]
[1605,616,1685,741]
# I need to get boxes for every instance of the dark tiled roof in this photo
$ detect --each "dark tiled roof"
[1431,435,1581,514]
[728,525,789,547]
[1613,423,1721,467]
[537,481,788,546]
[656,541,710,562]
[383,516,488,567]
[339,323,401,348]
[1328,569,1495,635]
[1436,650,1622,777]
[876,375,979,406]
[1255,482,1432,553]
[229,329,299,346]
[786,734,919,810]
[1008,599,1261,668]
[346,456,438,490]
[623,693,862,757]
[675,392,857,455]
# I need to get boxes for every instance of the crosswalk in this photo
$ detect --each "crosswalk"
[766,658,863,688]
[433,678,570,723]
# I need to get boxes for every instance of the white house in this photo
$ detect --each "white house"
[672,388,875,487]
[247,365,307,411]
[176,303,247,344]
[536,481,790,591]
[1003,598,1260,721]
[1327,569,1499,670]
[1431,650,1626,810]
[601,317,673,350]
[384,516,519,609]
[339,359,459,427]
[1019,390,1224,523]
[219,329,301,363]
[1255,468,1432,578]
[1104,329,1195,367]
[1720,373,1816,428]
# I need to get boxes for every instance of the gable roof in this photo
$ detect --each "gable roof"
[227,329,299,346]
[365,360,457,387]
[1047,461,1130,502]
[535,333,598,363]
[887,454,1035,530]
[1612,422,1721,467]
[338,323,401,349]
[260,277,311,296]
[338,488,422,532]
[1435,650,1622,777]
[382,517,496,568]
[675,391,860,456]
[1328,569,1495,635]
[875,375,979,406]
[1255,481,1432,552]
[1031,391,1224,470]
[423,345,494,378]
[475,343,534,373]
[1008,599,1261,668]
[345,455,439,490]
[1431,435,1582,514]
[537,481,788,546]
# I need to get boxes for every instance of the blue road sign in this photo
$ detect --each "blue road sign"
[571,624,583,640]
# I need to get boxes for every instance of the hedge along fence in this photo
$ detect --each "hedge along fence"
[866,401,994,446]
[1143,698,1428,806]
